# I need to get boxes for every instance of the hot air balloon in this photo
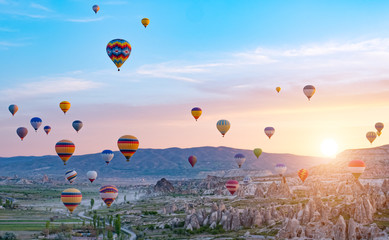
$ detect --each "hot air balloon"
[216,120,230,137]
[348,160,365,180]
[225,180,239,195]
[102,150,114,165]
[72,120,83,133]
[366,131,377,144]
[30,117,42,132]
[55,140,75,165]
[92,4,100,14]
[276,87,281,93]
[141,18,150,28]
[61,188,82,213]
[44,126,51,135]
[264,127,275,139]
[188,155,197,167]
[106,39,131,71]
[375,122,384,136]
[298,169,308,183]
[117,135,139,162]
[234,153,246,168]
[100,185,118,207]
[60,101,71,114]
[253,148,262,158]
[65,170,77,184]
[87,171,97,183]
[303,85,316,101]
[16,127,28,141]
[191,107,202,121]
[275,163,287,176]
[8,104,18,116]
[243,176,252,184]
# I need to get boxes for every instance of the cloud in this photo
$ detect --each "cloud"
[0,41,23,47]
[66,17,104,23]
[30,3,52,12]
[0,27,17,32]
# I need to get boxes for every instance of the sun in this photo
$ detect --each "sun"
[320,139,338,157]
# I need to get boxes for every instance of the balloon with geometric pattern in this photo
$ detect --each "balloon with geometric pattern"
[366,131,377,144]
[61,188,82,213]
[99,185,118,207]
[375,122,384,137]
[92,5,100,14]
[101,150,114,165]
[234,153,246,168]
[264,127,275,139]
[216,119,230,137]
[106,39,131,71]
[55,140,75,165]
[297,169,308,183]
[65,170,77,184]
[30,117,42,132]
[117,135,139,162]
[44,126,51,135]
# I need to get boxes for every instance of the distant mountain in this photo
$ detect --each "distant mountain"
[310,144,389,178]
[0,146,329,179]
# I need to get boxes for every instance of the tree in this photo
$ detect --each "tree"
[2,232,17,240]
[124,195,127,202]
[107,230,113,240]
[90,198,95,209]
[46,221,50,229]
[114,214,121,236]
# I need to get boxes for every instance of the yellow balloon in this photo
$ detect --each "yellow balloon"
[253,148,262,158]
[141,18,150,28]
[276,87,281,93]
[216,120,230,137]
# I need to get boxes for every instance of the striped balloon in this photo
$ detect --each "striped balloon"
[30,117,42,132]
[375,122,384,136]
[117,135,139,162]
[16,127,28,141]
[264,127,275,139]
[61,188,82,213]
[100,185,118,207]
[234,153,246,168]
[298,169,308,183]
[106,39,131,71]
[59,101,71,114]
[101,150,114,165]
[55,140,75,165]
[303,85,316,101]
[366,131,377,144]
[225,180,239,195]
[44,126,51,135]
[348,160,365,180]
[188,155,197,167]
[65,170,77,184]
[216,120,230,137]
[72,120,83,133]
[8,104,18,116]
[191,107,202,121]
[275,163,287,176]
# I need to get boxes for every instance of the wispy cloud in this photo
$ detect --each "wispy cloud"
[66,17,104,23]
[0,27,17,32]
[30,2,52,12]
[0,41,23,47]
[104,1,128,5]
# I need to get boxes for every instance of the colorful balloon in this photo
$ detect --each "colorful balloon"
[191,107,202,121]
[72,120,83,133]
[275,163,287,176]
[216,120,230,137]
[375,122,384,136]
[117,135,139,162]
[55,140,75,165]
[348,160,365,180]
[106,39,131,71]
[298,169,308,183]
[264,127,275,139]
[92,4,100,14]
[102,150,114,165]
[44,126,51,135]
[276,87,281,93]
[366,131,377,144]
[243,175,251,184]
[30,117,42,132]
[225,180,239,195]
[60,101,71,114]
[65,170,77,184]
[8,104,18,116]
[141,18,150,28]
[234,153,246,168]
[303,85,316,101]
[61,188,82,213]
[253,148,262,158]
[87,171,97,183]
[188,155,197,167]
[16,127,28,141]
[100,185,118,207]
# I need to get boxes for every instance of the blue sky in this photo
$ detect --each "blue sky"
[1,0,389,157]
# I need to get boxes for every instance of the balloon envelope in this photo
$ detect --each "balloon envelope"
[276,87,281,93]
[275,163,287,176]
[348,160,365,179]
[44,126,51,135]
[234,153,246,168]
[375,122,384,136]
[30,117,42,131]
[92,4,100,13]
[87,171,97,183]
[101,150,114,165]
[366,131,377,144]
[16,127,28,141]
[225,180,239,195]
[72,120,83,133]
[61,188,82,213]
[65,170,77,184]
[303,85,316,100]
[55,140,75,165]
[117,135,139,161]
[141,18,150,28]
[106,39,131,71]
[264,127,275,139]
[60,101,71,114]
[100,185,118,207]
[188,155,197,167]
[253,148,262,158]
[243,176,251,184]
[298,169,308,183]
[191,107,202,121]
[216,120,230,137]
[8,104,18,116]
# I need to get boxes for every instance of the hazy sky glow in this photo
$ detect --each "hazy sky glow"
[1,0,389,157]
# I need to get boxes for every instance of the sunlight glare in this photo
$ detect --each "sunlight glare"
[321,139,338,157]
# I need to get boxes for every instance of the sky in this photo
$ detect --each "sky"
[1,0,389,158]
